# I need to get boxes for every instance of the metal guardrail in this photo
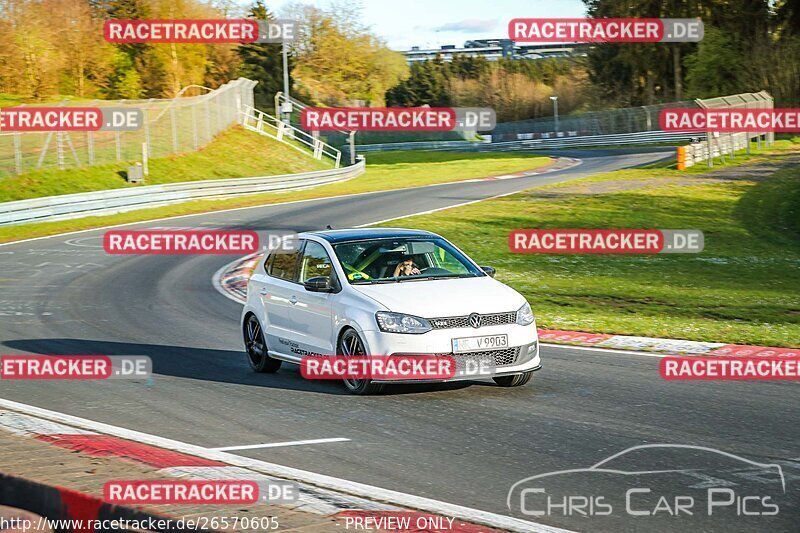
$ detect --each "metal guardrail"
[355,140,489,152]
[483,131,703,150]
[356,131,701,153]
[0,158,364,226]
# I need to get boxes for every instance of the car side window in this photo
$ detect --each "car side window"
[299,241,335,283]
[267,245,302,282]
[263,252,275,274]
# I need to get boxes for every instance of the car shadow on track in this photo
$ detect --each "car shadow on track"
[3,338,481,396]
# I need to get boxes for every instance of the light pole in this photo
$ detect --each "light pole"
[550,96,559,134]
[281,37,291,125]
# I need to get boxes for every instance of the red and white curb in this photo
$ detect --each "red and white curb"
[213,252,261,303]
[0,410,393,517]
[537,329,799,357]
[0,401,572,533]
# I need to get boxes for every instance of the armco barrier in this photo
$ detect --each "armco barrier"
[0,158,364,226]
[485,130,703,150]
[355,140,488,152]
[355,131,701,153]
[0,472,206,533]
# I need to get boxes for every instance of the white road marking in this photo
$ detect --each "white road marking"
[354,190,522,227]
[212,437,350,451]
[0,398,573,533]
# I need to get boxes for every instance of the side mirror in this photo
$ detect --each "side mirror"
[304,276,334,292]
[480,266,496,278]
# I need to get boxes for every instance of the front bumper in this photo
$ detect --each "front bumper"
[361,323,541,383]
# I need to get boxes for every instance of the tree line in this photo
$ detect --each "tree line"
[0,0,407,105]
[583,0,800,106]
[1,0,797,118]
[385,55,589,122]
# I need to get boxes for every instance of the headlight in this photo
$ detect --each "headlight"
[376,311,432,334]
[516,302,535,326]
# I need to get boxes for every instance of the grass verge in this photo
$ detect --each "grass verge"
[0,150,551,243]
[375,142,800,347]
[0,126,334,202]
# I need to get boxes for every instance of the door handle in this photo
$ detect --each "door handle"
[259,288,268,296]
[289,295,298,305]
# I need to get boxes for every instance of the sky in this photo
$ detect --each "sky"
[263,0,587,50]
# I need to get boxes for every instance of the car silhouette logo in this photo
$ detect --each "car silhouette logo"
[507,443,787,513]
[469,313,482,328]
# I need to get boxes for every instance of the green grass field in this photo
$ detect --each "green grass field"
[0,150,551,243]
[375,143,800,347]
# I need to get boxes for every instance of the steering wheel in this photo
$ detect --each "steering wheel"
[418,267,451,275]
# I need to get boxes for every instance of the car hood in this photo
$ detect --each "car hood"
[351,276,526,317]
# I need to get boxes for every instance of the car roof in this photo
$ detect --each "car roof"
[305,228,440,243]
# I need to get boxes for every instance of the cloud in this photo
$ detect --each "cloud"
[433,19,498,33]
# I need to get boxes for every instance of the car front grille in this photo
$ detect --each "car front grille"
[451,347,521,368]
[430,311,516,329]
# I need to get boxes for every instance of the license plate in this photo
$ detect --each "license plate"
[452,334,508,353]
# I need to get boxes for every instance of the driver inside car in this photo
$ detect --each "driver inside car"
[393,255,421,277]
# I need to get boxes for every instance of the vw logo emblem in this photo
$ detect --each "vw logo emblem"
[469,313,482,328]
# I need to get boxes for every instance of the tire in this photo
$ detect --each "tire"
[244,314,282,373]
[493,371,533,387]
[338,328,384,395]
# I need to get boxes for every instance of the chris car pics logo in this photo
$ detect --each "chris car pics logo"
[507,444,786,519]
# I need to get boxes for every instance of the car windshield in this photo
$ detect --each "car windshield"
[332,237,483,284]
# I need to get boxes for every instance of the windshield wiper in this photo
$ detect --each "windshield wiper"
[395,274,466,282]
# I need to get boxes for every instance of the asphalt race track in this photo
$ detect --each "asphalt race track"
[1,148,797,532]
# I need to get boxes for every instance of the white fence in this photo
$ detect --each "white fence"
[0,78,258,178]
[0,158,364,226]
[240,105,341,167]
[677,91,774,169]
[678,131,772,169]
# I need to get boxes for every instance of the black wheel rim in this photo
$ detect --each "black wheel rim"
[245,316,266,367]
[340,330,366,389]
